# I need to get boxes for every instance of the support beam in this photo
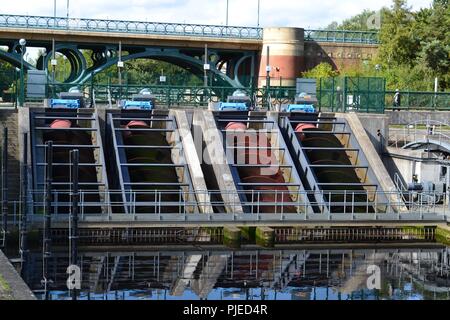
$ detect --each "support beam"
[172,110,213,214]
[343,113,408,213]
[193,110,244,215]
[69,149,79,301]
[20,133,29,271]
[42,141,53,300]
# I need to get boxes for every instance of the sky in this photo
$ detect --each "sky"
[1,0,434,29]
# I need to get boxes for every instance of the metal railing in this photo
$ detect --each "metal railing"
[3,189,449,225]
[385,91,450,111]
[2,76,449,113]
[0,14,263,40]
[304,29,379,44]
[0,14,383,44]
[14,82,298,110]
[388,119,450,148]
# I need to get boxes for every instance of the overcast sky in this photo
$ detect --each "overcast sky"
[2,0,433,28]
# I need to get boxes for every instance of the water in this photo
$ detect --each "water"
[17,244,450,301]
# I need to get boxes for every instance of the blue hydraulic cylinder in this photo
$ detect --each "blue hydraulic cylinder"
[50,99,80,109]
[218,102,248,111]
[286,104,316,113]
[121,101,154,110]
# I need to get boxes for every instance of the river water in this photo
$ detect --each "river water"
[15,244,450,301]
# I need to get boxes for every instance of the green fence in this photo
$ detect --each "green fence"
[19,81,298,109]
[317,77,386,113]
[2,74,449,112]
[385,91,450,111]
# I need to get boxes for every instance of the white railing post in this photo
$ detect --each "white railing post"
[351,193,355,221]
[328,192,332,221]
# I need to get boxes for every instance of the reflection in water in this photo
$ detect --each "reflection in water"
[21,246,450,300]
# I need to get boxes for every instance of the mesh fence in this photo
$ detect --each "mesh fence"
[317,77,386,113]
[2,71,449,112]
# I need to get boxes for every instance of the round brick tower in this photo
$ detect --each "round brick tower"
[258,27,305,87]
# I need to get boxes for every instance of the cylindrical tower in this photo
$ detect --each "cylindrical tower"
[258,27,305,87]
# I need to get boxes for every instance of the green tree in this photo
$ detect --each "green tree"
[326,9,377,31]
[419,40,450,74]
[302,62,339,78]
[0,61,15,93]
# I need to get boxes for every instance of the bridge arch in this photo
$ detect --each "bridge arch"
[43,45,88,83]
[1,42,254,88]
[76,48,242,87]
[0,48,35,71]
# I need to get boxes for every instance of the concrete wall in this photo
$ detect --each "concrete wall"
[387,111,450,126]
[357,113,389,153]
[383,147,422,184]
[0,108,20,201]
[0,250,36,300]
[385,147,448,186]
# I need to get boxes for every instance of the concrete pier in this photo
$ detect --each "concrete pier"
[0,251,36,300]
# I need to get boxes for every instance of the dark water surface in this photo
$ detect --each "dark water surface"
[15,244,450,300]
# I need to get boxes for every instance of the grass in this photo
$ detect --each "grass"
[0,274,12,300]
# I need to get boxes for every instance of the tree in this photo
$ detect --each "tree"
[0,61,15,93]
[326,10,378,31]
[302,62,339,79]
[419,40,450,74]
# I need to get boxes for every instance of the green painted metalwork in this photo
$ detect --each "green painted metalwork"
[304,29,379,44]
[0,14,380,44]
[317,77,386,113]
[385,91,450,111]
[3,72,448,112]
[1,40,255,87]
[0,14,263,40]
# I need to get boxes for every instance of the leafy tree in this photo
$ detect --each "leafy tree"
[419,40,450,74]
[302,62,339,79]
[0,61,15,92]
[326,0,450,91]
[326,10,378,31]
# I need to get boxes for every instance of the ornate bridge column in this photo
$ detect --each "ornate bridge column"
[258,27,305,87]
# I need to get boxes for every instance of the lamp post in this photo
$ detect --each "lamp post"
[41,51,47,70]
[19,38,26,107]
[226,0,229,26]
[257,0,260,27]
